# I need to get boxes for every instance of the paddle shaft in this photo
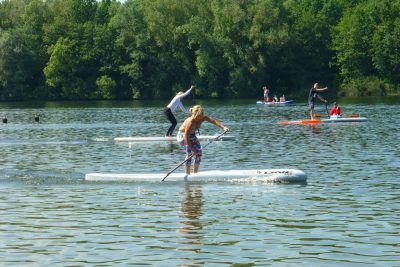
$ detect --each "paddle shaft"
[325,103,329,117]
[161,130,228,181]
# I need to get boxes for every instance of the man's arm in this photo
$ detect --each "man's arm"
[317,94,327,103]
[204,116,229,131]
[316,87,328,92]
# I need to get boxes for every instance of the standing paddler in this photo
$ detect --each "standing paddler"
[262,85,270,102]
[164,85,194,137]
[308,82,328,120]
[177,105,229,175]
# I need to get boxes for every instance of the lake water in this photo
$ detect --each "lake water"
[0,98,399,266]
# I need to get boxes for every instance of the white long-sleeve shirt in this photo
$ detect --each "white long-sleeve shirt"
[166,87,192,113]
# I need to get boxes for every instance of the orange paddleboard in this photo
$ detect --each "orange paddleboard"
[278,119,322,125]
[278,116,368,125]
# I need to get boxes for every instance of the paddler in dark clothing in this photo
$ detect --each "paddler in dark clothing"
[308,83,328,119]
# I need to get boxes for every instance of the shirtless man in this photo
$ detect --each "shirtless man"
[177,105,229,175]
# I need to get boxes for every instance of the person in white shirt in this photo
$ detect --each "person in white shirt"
[165,85,194,136]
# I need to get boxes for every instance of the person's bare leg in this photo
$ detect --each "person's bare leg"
[193,163,200,173]
[185,164,190,175]
[185,155,191,175]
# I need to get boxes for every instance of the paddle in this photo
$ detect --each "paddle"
[161,129,228,182]
[192,84,195,106]
[190,85,201,135]
[325,102,330,117]
[346,113,360,118]
[314,113,325,118]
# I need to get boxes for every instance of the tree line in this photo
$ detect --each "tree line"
[0,0,399,101]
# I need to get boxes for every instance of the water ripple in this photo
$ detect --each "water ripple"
[0,101,399,265]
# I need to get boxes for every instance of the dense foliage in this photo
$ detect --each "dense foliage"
[0,0,399,100]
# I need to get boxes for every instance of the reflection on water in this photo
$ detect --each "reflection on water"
[180,184,204,251]
[309,124,323,134]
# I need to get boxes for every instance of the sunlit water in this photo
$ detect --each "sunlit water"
[0,99,399,266]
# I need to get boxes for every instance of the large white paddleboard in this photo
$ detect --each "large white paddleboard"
[114,135,235,142]
[85,169,307,183]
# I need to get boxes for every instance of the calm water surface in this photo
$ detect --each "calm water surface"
[0,99,399,266]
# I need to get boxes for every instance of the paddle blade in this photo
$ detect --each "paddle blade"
[314,113,326,118]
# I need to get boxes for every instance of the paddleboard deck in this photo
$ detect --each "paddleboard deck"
[257,100,294,105]
[321,117,368,123]
[278,116,368,125]
[114,135,235,142]
[85,169,307,183]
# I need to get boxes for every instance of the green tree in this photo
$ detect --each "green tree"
[0,30,25,100]
[285,0,347,93]
[332,0,400,95]
[0,0,24,30]
[44,37,83,98]
[371,2,400,88]
[96,75,116,99]
[182,1,229,97]
[43,0,105,99]
[2,0,399,100]
[114,0,198,99]
[21,0,51,99]
[0,0,48,100]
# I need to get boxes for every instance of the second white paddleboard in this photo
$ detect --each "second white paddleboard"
[114,135,235,142]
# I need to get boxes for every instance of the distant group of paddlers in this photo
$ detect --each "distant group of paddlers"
[262,86,286,103]
[263,83,341,120]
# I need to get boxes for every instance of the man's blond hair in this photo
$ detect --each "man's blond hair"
[190,105,204,119]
